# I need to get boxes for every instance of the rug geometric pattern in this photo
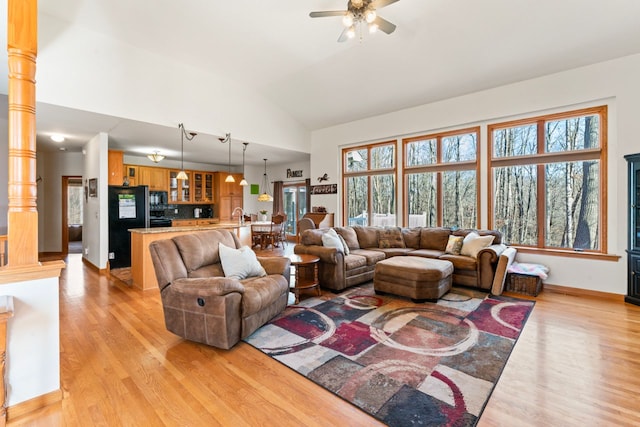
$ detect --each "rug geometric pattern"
[245,284,535,427]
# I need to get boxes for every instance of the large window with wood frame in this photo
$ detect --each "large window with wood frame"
[489,106,606,252]
[403,128,480,228]
[343,142,396,227]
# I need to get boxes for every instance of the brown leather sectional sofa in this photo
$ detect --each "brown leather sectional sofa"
[294,226,511,293]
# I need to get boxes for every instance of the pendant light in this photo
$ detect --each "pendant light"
[219,133,235,183]
[257,158,273,202]
[177,123,197,180]
[239,142,249,186]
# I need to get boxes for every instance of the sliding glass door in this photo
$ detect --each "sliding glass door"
[283,183,308,237]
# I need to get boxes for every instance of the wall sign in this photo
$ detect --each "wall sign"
[287,168,304,178]
[310,184,337,195]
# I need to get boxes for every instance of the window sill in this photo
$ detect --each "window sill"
[512,246,621,262]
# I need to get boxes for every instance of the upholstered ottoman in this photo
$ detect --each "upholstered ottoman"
[374,256,453,302]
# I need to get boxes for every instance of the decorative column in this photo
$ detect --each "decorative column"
[7,0,39,266]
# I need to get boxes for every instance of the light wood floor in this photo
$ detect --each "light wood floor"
[9,246,640,426]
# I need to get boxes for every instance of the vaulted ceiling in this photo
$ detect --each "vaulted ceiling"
[3,0,640,165]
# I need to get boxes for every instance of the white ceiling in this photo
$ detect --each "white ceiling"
[6,0,640,166]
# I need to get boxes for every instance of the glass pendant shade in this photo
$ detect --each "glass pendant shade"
[239,177,248,186]
[225,174,235,183]
[258,158,273,202]
[176,170,188,180]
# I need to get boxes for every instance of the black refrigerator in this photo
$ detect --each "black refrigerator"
[108,185,149,269]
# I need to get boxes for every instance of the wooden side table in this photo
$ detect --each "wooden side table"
[287,254,320,303]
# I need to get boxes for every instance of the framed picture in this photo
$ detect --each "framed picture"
[250,184,260,195]
[88,178,98,197]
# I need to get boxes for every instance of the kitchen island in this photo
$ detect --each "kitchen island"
[129,223,251,290]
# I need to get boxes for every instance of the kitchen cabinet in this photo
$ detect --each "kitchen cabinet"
[108,150,124,185]
[172,219,197,227]
[214,172,244,222]
[169,170,192,203]
[124,165,139,186]
[139,166,168,192]
[193,171,214,203]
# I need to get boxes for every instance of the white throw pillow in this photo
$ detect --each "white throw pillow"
[218,243,267,279]
[460,232,495,258]
[321,228,344,253]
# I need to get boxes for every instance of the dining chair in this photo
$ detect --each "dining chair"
[267,214,286,249]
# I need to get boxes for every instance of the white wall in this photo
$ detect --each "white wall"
[37,151,84,252]
[4,276,60,406]
[36,14,309,157]
[83,133,109,269]
[311,53,640,295]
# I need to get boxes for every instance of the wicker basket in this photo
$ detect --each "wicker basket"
[506,273,543,296]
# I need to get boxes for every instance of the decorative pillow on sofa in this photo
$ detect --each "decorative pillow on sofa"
[335,227,359,250]
[218,243,267,279]
[378,227,406,249]
[337,234,350,255]
[322,228,345,253]
[460,232,495,258]
[445,235,464,255]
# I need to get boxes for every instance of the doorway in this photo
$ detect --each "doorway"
[282,182,308,238]
[62,176,83,257]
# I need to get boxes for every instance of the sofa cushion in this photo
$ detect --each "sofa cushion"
[173,230,237,273]
[335,226,360,250]
[219,243,267,279]
[375,247,415,258]
[354,226,380,249]
[408,249,445,259]
[344,254,367,270]
[301,228,325,246]
[419,227,451,250]
[445,235,464,255]
[322,228,345,252]
[454,229,502,245]
[439,253,477,271]
[241,275,288,316]
[378,227,405,248]
[460,232,495,258]
[401,228,421,249]
[349,248,386,266]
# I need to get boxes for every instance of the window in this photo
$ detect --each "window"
[403,128,479,228]
[489,106,606,252]
[343,142,396,226]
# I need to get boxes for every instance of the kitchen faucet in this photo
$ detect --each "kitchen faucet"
[232,207,245,225]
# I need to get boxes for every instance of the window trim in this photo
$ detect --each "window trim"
[402,126,481,228]
[342,140,398,226]
[487,105,608,254]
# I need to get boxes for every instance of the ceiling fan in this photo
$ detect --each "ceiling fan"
[310,0,400,42]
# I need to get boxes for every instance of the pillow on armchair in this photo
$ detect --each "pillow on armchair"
[219,243,267,279]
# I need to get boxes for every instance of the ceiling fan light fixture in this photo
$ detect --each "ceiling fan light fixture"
[347,25,356,39]
[369,22,378,33]
[342,12,354,27]
[365,9,377,23]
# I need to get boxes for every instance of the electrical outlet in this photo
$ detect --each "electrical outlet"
[175,208,178,214]
[84,247,89,255]
[108,252,115,260]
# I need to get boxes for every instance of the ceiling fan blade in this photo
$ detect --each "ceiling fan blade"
[337,27,350,43]
[310,11,346,18]
[370,0,400,9]
[373,16,396,34]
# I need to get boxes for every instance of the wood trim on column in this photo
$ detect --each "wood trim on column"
[7,0,38,267]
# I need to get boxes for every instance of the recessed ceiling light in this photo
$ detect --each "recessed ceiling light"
[51,134,65,142]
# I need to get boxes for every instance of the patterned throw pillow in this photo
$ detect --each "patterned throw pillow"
[445,235,464,255]
[378,227,406,249]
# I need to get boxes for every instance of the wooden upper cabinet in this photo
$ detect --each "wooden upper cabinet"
[108,150,124,185]
[138,166,168,192]
[169,170,192,203]
[124,165,139,186]
[193,172,214,203]
[214,172,244,221]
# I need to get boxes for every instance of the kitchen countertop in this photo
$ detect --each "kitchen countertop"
[129,222,247,234]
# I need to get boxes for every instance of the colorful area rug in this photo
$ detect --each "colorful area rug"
[245,283,535,426]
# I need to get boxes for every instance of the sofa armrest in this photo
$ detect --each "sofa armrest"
[294,244,343,264]
[491,247,518,295]
[475,244,507,290]
[169,277,245,296]
[257,256,292,285]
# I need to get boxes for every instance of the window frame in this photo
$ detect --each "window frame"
[342,140,397,227]
[487,105,608,256]
[402,126,481,228]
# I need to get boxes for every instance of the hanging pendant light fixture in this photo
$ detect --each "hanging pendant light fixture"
[257,158,273,202]
[177,123,197,180]
[219,133,235,183]
[239,142,249,186]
